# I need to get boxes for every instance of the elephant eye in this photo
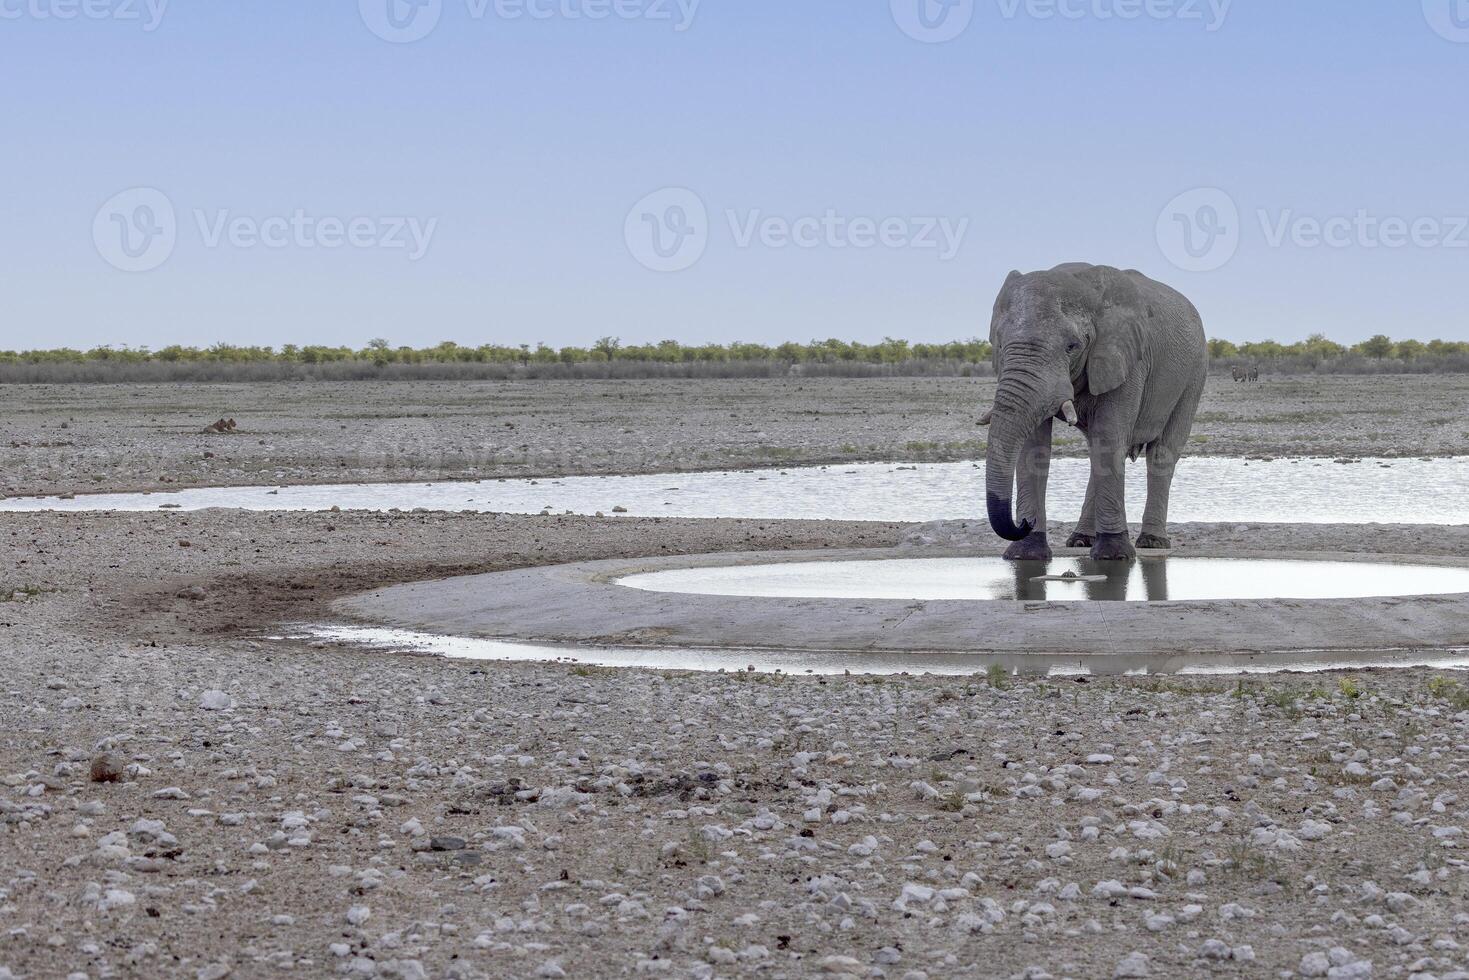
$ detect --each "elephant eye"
[1066,340,1081,353]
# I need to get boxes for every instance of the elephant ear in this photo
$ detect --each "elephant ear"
[1087,274,1146,397]
[989,271,1023,332]
[989,270,1024,368]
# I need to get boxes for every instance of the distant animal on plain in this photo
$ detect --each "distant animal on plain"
[979,263,1208,562]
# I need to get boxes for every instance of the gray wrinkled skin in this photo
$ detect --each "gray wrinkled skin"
[984,264,1208,562]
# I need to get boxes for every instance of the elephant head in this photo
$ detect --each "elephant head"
[983,265,1145,541]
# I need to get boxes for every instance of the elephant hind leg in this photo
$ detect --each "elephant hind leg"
[1139,385,1204,546]
[1139,446,1179,547]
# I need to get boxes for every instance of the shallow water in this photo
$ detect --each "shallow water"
[619,557,1469,603]
[298,625,1469,677]
[5,456,1468,525]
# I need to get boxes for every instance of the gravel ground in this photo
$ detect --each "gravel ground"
[5,378,1469,979]
[5,512,1469,979]
[3,374,1468,497]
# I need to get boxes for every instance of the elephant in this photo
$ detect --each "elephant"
[980,263,1208,562]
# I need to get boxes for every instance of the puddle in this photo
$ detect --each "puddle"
[618,557,1469,603]
[6,456,1469,525]
[298,625,1469,677]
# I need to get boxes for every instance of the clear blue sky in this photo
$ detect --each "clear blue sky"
[3,1,1466,350]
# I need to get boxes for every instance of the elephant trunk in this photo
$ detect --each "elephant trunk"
[984,374,1046,542]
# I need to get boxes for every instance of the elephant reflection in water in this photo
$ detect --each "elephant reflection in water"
[1002,559,1170,601]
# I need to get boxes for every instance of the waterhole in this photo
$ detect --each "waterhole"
[618,557,1469,602]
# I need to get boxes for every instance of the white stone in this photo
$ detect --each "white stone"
[199,690,233,711]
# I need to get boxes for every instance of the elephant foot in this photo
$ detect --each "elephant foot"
[1065,532,1094,549]
[1136,533,1172,550]
[1003,532,1053,562]
[1090,532,1137,562]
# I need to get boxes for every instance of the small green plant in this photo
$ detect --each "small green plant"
[1223,835,1278,879]
[1223,835,1252,870]
[1338,676,1362,699]
[0,584,56,602]
[937,791,966,813]
[1428,676,1469,709]
[1156,843,1185,878]
[1262,688,1301,717]
[985,664,1011,690]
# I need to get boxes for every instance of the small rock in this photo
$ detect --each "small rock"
[1300,952,1331,977]
[89,753,126,783]
[1114,952,1150,977]
[199,690,233,711]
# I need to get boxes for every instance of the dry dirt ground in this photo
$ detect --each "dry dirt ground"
[4,377,1469,980]
[2,374,1466,498]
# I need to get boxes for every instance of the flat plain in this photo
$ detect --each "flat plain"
[2,373,1465,497]
[3,374,1469,980]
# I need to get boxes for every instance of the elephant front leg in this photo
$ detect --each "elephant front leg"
[1066,475,1097,549]
[1004,419,1054,561]
[1088,437,1135,561]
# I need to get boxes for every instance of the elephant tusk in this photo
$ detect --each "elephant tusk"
[1060,400,1078,425]
[978,408,993,426]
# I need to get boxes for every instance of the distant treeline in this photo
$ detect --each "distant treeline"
[2,337,988,367]
[1,333,1466,382]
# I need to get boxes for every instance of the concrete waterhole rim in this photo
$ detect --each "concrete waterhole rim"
[332,547,1469,662]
